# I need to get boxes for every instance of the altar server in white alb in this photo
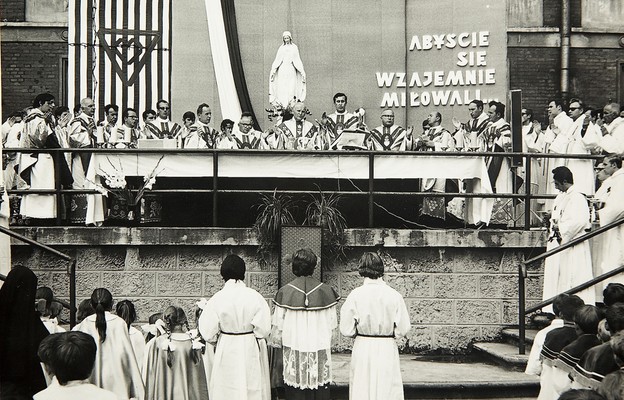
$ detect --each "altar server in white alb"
[198,254,271,400]
[542,166,595,306]
[271,248,340,400]
[340,252,411,400]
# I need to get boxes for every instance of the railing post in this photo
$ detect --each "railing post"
[212,151,218,227]
[368,153,374,228]
[54,149,63,226]
[524,153,531,230]
[518,263,526,355]
[68,258,77,328]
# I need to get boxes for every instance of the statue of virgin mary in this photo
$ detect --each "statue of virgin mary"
[269,31,306,108]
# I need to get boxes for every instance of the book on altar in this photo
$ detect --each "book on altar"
[330,130,368,150]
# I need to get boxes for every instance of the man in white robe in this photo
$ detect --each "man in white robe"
[596,103,624,154]
[595,155,624,291]
[340,252,410,400]
[367,109,413,151]
[187,103,218,149]
[267,102,320,150]
[522,109,547,225]
[198,255,271,400]
[543,100,574,204]
[419,111,455,220]
[543,166,595,306]
[233,112,267,149]
[322,93,361,144]
[144,100,182,140]
[451,99,490,151]
[19,93,58,219]
[563,98,599,197]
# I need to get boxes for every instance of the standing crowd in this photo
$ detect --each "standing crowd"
[0,249,411,400]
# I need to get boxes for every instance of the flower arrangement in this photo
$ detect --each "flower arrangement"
[94,155,165,220]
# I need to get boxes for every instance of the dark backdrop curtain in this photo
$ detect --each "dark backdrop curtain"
[220,0,262,130]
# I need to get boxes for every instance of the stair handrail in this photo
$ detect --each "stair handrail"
[0,225,77,326]
[517,216,624,355]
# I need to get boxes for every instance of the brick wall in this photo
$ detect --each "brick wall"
[508,47,560,123]
[1,42,66,117]
[0,0,25,22]
[13,228,545,354]
[542,0,582,28]
[568,48,621,108]
[509,46,622,122]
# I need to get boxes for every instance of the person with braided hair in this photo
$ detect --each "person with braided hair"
[74,288,144,400]
[116,299,144,367]
[143,306,209,400]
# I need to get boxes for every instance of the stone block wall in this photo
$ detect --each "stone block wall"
[11,227,545,354]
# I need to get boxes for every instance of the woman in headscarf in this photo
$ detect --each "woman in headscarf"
[269,31,307,109]
[0,265,49,399]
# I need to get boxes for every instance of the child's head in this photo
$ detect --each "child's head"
[47,332,97,385]
[599,370,624,400]
[76,298,95,323]
[558,389,605,400]
[603,284,624,307]
[37,333,60,377]
[145,312,164,343]
[90,288,113,342]
[574,305,603,335]
[115,300,137,331]
[162,306,188,332]
[49,301,63,320]
[35,287,54,317]
[606,303,624,335]
[221,255,246,281]
[609,331,624,367]
[558,294,585,321]
[358,252,384,279]
[291,249,317,277]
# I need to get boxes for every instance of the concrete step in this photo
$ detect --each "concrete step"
[501,328,539,346]
[471,342,530,372]
[326,354,539,399]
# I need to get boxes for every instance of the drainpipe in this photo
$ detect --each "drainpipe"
[560,0,571,101]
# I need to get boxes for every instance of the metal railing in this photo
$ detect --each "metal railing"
[517,216,624,354]
[5,147,603,228]
[0,225,76,326]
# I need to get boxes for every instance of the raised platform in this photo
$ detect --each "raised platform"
[330,354,539,399]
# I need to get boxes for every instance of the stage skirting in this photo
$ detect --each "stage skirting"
[85,152,495,225]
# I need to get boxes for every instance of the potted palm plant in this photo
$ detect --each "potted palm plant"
[304,187,348,263]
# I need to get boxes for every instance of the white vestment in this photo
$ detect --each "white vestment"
[596,168,624,289]
[198,279,271,400]
[599,117,624,154]
[543,113,573,202]
[563,115,599,196]
[543,185,595,305]
[339,278,411,400]
[19,109,56,218]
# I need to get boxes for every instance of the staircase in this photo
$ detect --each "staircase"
[472,327,539,371]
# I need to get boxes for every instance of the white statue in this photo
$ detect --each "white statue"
[269,31,306,109]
